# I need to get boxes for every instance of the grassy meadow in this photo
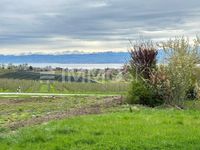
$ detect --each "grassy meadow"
[1,105,200,149]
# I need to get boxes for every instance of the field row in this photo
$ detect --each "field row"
[0,79,129,94]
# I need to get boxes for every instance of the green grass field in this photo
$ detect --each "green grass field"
[1,107,200,150]
[0,95,200,149]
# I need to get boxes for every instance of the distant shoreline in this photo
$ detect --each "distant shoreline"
[1,63,124,69]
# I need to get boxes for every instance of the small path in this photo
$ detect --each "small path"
[0,92,120,97]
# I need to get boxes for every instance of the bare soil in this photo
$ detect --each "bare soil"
[8,96,124,130]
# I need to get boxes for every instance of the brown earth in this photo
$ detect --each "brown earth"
[8,96,124,130]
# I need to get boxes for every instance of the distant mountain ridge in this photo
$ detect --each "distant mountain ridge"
[0,52,130,64]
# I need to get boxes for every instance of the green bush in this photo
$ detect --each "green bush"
[128,37,200,107]
[128,41,164,107]
[127,79,164,107]
[161,37,200,105]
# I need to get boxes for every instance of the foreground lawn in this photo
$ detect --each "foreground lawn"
[1,108,200,150]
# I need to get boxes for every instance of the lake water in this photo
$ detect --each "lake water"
[9,63,124,69]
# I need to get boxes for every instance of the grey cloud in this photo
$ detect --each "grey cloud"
[0,0,199,54]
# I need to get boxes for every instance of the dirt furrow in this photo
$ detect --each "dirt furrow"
[8,96,124,130]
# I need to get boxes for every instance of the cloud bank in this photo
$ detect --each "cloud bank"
[0,0,200,54]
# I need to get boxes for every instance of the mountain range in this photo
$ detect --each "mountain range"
[0,52,130,64]
[0,51,164,64]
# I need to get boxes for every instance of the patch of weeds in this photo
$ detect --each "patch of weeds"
[24,135,47,143]
[0,127,8,133]
[192,116,199,120]
[55,127,77,135]
[92,131,104,136]
[75,139,95,145]
[18,108,23,112]
[122,116,130,120]
[20,130,53,144]
[162,120,172,124]
[176,120,184,125]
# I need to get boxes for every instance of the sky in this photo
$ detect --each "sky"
[0,0,200,55]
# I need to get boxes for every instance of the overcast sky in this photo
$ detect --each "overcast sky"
[0,0,200,54]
